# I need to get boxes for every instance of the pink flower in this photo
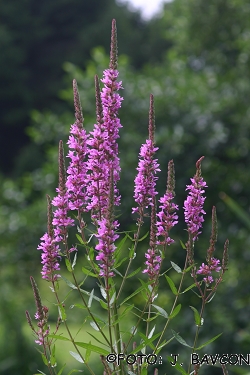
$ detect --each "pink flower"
[87,69,123,219]
[37,233,60,281]
[142,248,162,281]
[156,191,178,246]
[184,158,207,241]
[197,257,221,284]
[95,218,119,278]
[132,139,160,215]
[66,123,89,212]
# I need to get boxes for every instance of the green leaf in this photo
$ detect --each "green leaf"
[88,289,94,308]
[179,240,186,250]
[167,357,189,375]
[152,304,168,318]
[75,342,109,355]
[112,304,134,325]
[165,275,178,295]
[184,264,194,273]
[69,351,84,363]
[189,306,201,326]
[57,364,66,375]
[169,304,181,319]
[90,321,99,331]
[171,330,192,348]
[79,288,101,302]
[65,258,72,272]
[127,267,141,278]
[58,303,67,321]
[170,261,182,273]
[85,341,92,363]
[60,275,77,290]
[138,231,149,241]
[82,267,98,277]
[50,344,56,366]
[99,299,108,310]
[130,332,161,354]
[72,252,77,270]
[195,333,223,350]
[48,334,70,341]
[87,332,107,347]
[67,369,84,374]
[120,284,146,306]
[181,283,196,293]
[41,353,48,366]
[76,233,85,244]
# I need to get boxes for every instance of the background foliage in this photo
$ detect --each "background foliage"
[1,0,250,374]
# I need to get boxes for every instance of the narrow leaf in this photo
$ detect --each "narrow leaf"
[195,333,223,350]
[58,304,67,321]
[72,252,77,270]
[171,330,192,348]
[127,267,141,278]
[152,304,168,318]
[65,258,72,272]
[76,233,85,244]
[57,364,66,375]
[75,342,109,355]
[181,283,196,294]
[60,275,77,289]
[167,357,189,375]
[120,285,146,306]
[189,306,201,326]
[90,321,99,331]
[88,289,94,308]
[85,341,92,363]
[99,299,108,310]
[169,304,181,319]
[41,353,48,366]
[48,334,70,341]
[171,261,182,273]
[100,285,107,300]
[165,275,178,295]
[82,267,98,277]
[69,351,84,363]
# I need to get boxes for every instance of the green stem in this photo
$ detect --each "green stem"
[153,252,189,354]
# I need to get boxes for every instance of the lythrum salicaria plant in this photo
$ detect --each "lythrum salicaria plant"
[26,19,229,375]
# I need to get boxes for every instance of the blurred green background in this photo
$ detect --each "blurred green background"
[1,0,250,374]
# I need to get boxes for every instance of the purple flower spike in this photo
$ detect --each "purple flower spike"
[142,248,161,281]
[132,95,160,218]
[184,157,207,241]
[66,79,89,213]
[95,218,119,278]
[37,195,61,281]
[87,21,123,220]
[156,192,178,245]
[52,141,74,242]
[37,232,60,282]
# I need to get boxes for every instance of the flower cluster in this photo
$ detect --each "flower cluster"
[37,232,61,281]
[184,157,207,241]
[86,71,122,218]
[156,191,178,246]
[142,248,161,279]
[95,218,120,278]
[197,257,221,284]
[66,80,89,213]
[132,139,160,216]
